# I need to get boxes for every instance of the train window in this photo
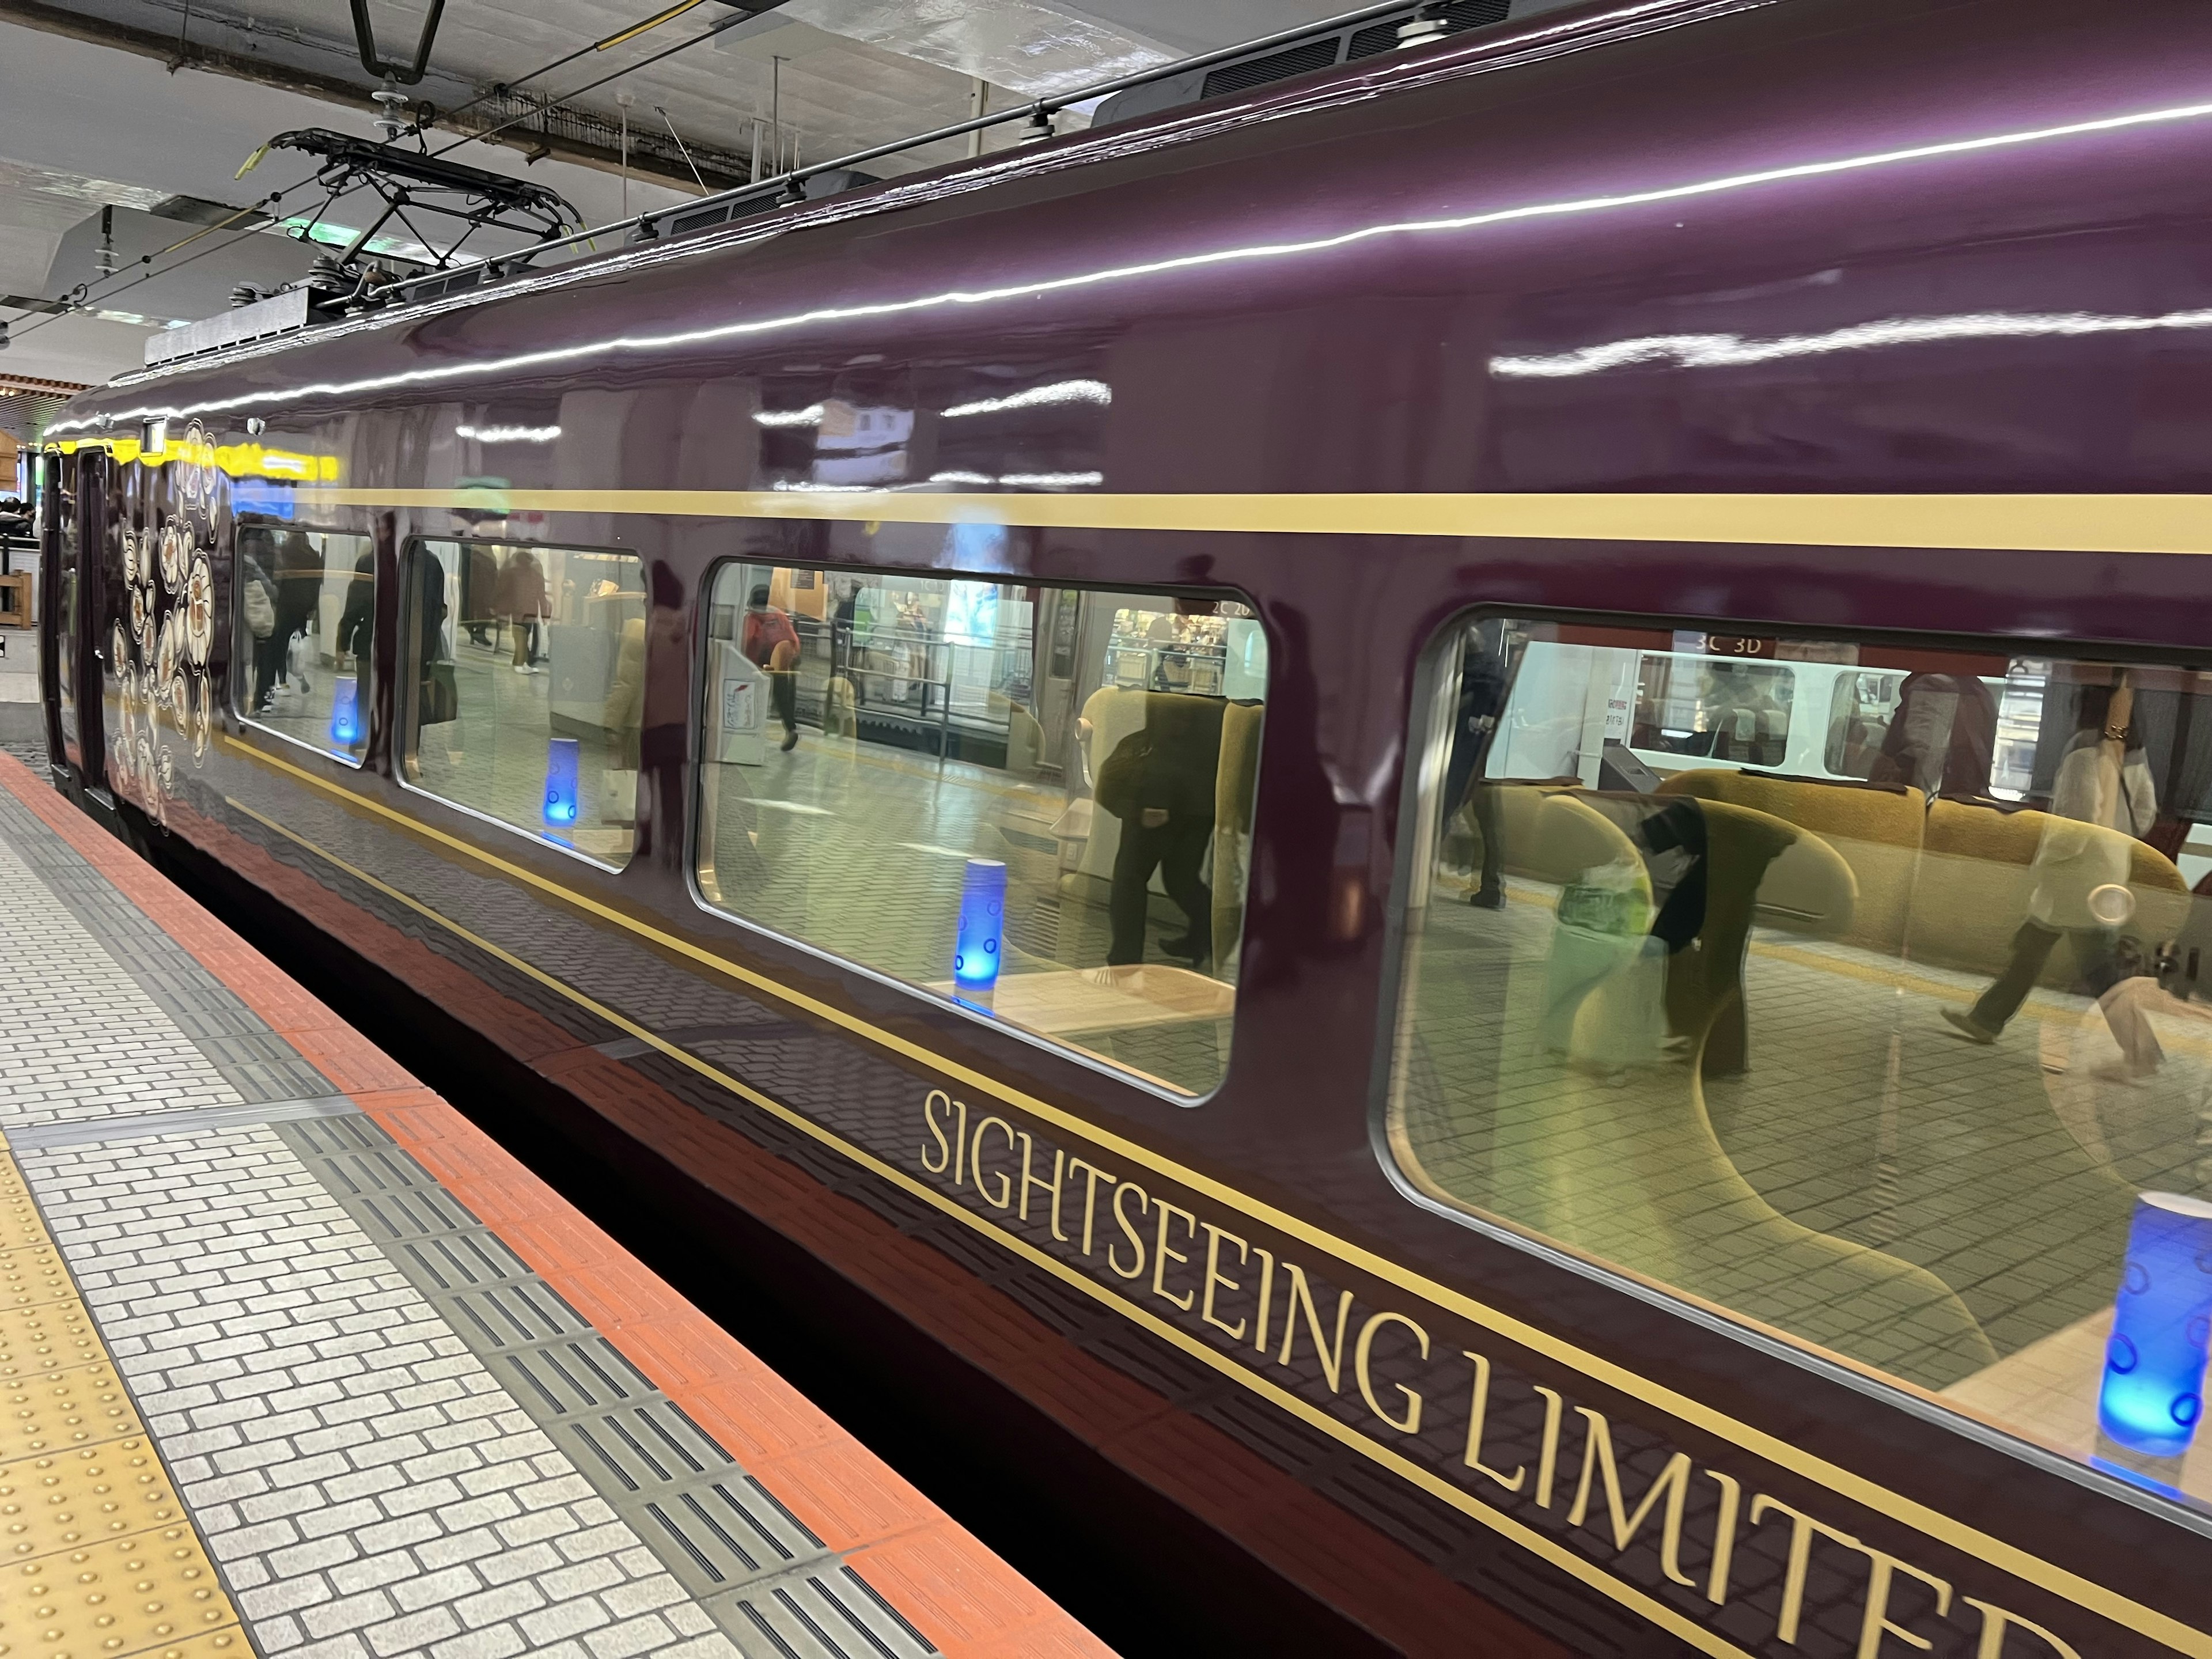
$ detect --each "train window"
[1630,653,1794,769]
[1389,614,2212,1501]
[692,560,1267,1097]
[398,537,646,869]
[234,523,378,767]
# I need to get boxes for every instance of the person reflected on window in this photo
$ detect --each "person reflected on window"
[1869,671,1997,799]
[1942,681,2162,1077]
[497,547,547,672]
[1097,696,1224,970]
[406,548,450,783]
[743,583,802,752]
[1442,642,1510,909]
[1702,661,1788,767]
[461,543,498,649]
[336,550,373,676]
[239,528,281,713]
[269,528,323,700]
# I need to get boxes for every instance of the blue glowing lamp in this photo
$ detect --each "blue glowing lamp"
[329,676,362,746]
[953,858,1007,1002]
[2100,1192,2212,1458]
[543,736,581,827]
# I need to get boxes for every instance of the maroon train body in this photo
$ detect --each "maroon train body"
[39,0,2212,1652]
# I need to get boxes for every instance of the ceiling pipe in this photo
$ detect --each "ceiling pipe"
[349,0,446,86]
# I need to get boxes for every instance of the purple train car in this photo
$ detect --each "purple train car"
[39,0,2212,1650]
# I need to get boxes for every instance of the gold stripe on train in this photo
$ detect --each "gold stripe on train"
[285,487,2212,556]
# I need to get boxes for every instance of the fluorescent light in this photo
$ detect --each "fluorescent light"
[927,470,994,486]
[754,403,825,427]
[997,471,1102,488]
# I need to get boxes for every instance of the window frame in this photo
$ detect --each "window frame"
[230,516,375,772]
[393,532,646,874]
[1372,600,2212,1532]
[683,552,1272,1109]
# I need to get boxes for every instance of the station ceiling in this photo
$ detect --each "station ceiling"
[0,0,1360,427]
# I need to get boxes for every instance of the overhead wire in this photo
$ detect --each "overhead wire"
[6,4,745,353]
[2,176,344,347]
[422,0,719,135]
[427,6,756,161]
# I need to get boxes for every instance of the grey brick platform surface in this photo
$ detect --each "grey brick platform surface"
[0,783,938,1658]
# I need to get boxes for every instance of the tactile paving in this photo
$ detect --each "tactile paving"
[0,1525,243,1659]
[0,1245,74,1316]
[0,1293,104,1383]
[0,1440,196,1562]
[0,1363,140,1464]
[0,1156,52,1255]
[0,1148,244,1659]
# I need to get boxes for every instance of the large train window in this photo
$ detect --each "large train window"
[1389,614,2212,1499]
[398,537,645,869]
[234,522,377,767]
[692,559,1267,1098]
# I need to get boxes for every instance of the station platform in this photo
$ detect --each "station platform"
[0,749,1107,1659]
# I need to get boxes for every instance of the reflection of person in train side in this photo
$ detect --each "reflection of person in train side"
[1700,660,1789,767]
[1943,680,2162,1077]
[1443,645,1510,909]
[741,584,801,751]
[1868,671,1998,799]
[1097,694,1224,969]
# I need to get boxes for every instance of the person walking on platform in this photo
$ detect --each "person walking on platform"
[1942,678,2164,1078]
[742,584,801,751]
[497,547,548,671]
[267,528,323,699]
[1097,694,1224,970]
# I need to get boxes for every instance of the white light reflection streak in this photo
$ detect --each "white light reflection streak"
[57,96,2212,434]
[1492,307,2212,377]
[454,422,562,441]
[753,404,825,427]
[942,380,1112,417]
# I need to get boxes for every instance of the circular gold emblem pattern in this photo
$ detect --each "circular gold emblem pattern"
[183,558,213,667]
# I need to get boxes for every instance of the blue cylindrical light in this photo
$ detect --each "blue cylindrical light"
[953,858,1007,999]
[2100,1192,2212,1457]
[329,676,362,745]
[543,736,581,827]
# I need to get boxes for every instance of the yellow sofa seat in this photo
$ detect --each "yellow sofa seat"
[1655,770,1924,956]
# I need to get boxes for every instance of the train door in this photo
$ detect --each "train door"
[40,446,103,778]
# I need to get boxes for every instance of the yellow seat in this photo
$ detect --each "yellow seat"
[1913,799,2190,980]
[1656,769,1923,955]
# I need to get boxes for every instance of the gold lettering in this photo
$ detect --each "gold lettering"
[950,1095,970,1188]
[1070,1158,1115,1256]
[1252,1247,1277,1354]
[1108,1181,1150,1280]
[969,1116,1016,1209]
[1854,1548,1951,1659]
[1152,1200,1196,1310]
[1751,1493,1861,1647]
[1200,1224,1249,1340]
[1460,1353,1525,1493]
[1274,1263,1353,1393]
[921,1090,952,1174]
[1961,1599,2083,1659]
[1532,1385,1565,1509]
[1353,1312,1429,1433]
[1565,1408,1694,1588]
[1704,1469,1743,1605]
[1016,1134,1066,1235]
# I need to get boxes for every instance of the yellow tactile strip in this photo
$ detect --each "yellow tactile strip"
[0,1141,249,1659]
